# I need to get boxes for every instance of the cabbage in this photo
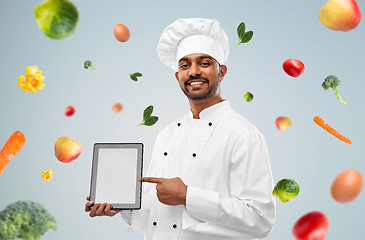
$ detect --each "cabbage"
[34,0,79,39]
[272,178,300,203]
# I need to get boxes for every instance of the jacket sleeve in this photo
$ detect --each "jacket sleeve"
[120,133,162,231]
[185,128,276,239]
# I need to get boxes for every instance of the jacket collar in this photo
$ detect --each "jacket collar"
[187,99,231,120]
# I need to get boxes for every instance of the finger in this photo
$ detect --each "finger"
[89,203,100,217]
[85,201,94,212]
[104,204,113,216]
[109,209,122,216]
[139,177,164,183]
[86,196,90,201]
[95,203,107,216]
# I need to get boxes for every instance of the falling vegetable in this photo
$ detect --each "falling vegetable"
[0,131,26,175]
[18,66,45,93]
[0,201,56,240]
[282,59,305,77]
[64,106,75,116]
[322,75,346,105]
[292,211,329,240]
[129,72,142,81]
[41,169,54,181]
[272,178,300,203]
[313,116,351,144]
[84,60,100,71]
[34,0,79,39]
[138,105,159,127]
[236,22,254,46]
[243,91,254,102]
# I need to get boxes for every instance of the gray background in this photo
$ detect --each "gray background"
[0,0,364,239]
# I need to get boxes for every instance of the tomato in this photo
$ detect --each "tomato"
[293,211,329,240]
[64,106,75,117]
[113,23,130,42]
[283,59,305,77]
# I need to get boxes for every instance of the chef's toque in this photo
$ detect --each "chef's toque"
[157,18,229,71]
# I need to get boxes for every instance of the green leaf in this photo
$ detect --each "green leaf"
[237,22,246,40]
[143,105,154,121]
[129,73,138,81]
[241,31,254,43]
[133,72,142,77]
[143,116,159,126]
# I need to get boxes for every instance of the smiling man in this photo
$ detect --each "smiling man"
[85,18,276,240]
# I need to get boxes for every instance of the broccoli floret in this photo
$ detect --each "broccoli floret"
[0,201,56,240]
[322,75,346,105]
[84,60,100,71]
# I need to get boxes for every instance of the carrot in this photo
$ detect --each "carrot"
[313,116,351,144]
[0,131,26,175]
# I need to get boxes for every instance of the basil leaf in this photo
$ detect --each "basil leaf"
[237,22,246,40]
[129,73,138,81]
[143,105,154,121]
[143,116,159,126]
[241,31,253,43]
[133,72,142,77]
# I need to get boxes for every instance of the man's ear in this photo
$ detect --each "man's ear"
[175,72,179,81]
[219,65,227,82]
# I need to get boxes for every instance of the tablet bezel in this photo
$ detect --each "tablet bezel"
[89,143,143,210]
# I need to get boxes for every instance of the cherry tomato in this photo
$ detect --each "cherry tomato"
[293,211,329,240]
[283,59,305,77]
[113,23,130,42]
[64,106,75,117]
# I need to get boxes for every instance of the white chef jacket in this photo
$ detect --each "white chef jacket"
[121,100,276,240]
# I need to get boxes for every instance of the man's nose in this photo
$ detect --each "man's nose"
[188,63,201,77]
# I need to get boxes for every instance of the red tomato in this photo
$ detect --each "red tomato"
[64,106,75,117]
[283,59,305,77]
[113,23,130,42]
[293,211,329,240]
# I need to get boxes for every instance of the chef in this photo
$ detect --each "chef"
[86,18,276,240]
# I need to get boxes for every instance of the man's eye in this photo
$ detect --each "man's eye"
[180,64,189,69]
[201,62,210,66]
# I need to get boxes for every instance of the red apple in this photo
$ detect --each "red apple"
[54,136,82,163]
[319,0,362,31]
[276,116,292,131]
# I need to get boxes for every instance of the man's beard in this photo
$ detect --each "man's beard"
[180,74,220,101]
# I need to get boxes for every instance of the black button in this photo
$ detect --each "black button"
[177,123,181,126]
[209,122,212,126]
[164,152,167,156]
[173,224,177,228]
[192,153,196,157]
[153,222,157,226]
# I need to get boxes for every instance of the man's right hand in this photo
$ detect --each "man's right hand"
[85,196,121,217]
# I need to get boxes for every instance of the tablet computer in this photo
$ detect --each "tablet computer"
[89,143,143,210]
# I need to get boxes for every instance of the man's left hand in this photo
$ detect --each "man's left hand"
[139,177,187,206]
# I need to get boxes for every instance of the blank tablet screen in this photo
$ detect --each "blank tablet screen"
[89,143,143,210]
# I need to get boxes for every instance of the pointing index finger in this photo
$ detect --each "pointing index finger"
[139,177,164,183]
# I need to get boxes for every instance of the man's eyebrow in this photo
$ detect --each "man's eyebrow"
[178,57,188,63]
[198,56,213,60]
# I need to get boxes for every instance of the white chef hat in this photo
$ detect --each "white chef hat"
[157,18,229,71]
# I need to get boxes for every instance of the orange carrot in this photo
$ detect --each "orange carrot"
[0,131,26,175]
[313,116,351,144]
